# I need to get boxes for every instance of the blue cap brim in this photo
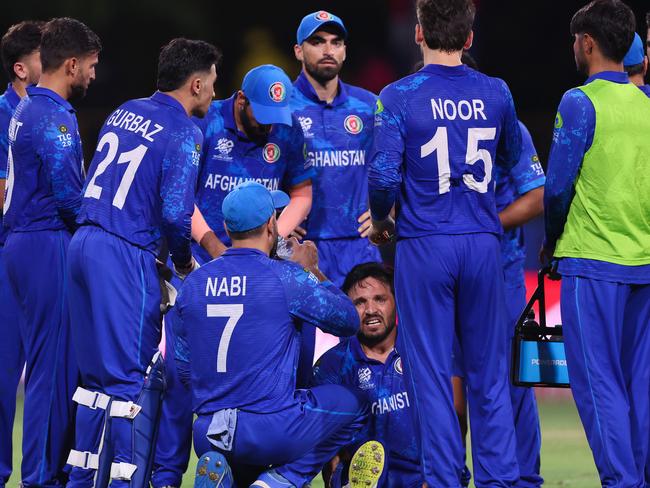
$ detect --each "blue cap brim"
[303,21,347,43]
[250,100,293,126]
[271,190,290,209]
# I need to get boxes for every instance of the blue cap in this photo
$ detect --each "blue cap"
[296,11,347,45]
[222,181,290,233]
[242,65,293,126]
[623,33,644,67]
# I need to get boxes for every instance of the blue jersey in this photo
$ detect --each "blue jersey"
[77,92,201,265]
[193,95,314,255]
[545,71,650,284]
[369,64,521,238]
[313,336,419,468]
[173,247,359,415]
[290,73,376,240]
[0,84,21,245]
[495,121,545,287]
[639,84,650,98]
[3,86,84,233]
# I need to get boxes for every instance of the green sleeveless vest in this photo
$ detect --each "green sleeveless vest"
[555,79,650,265]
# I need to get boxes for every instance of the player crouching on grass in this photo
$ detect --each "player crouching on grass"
[171,181,378,488]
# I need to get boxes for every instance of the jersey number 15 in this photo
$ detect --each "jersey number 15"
[421,127,496,194]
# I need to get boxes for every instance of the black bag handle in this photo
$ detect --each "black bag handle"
[515,264,561,337]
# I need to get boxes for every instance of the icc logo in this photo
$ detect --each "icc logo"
[315,11,333,21]
[216,138,234,155]
[344,115,363,135]
[298,116,313,134]
[269,82,286,103]
[263,143,281,163]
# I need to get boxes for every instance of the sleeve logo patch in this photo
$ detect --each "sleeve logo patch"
[554,112,563,129]
[374,99,384,115]
[59,124,68,133]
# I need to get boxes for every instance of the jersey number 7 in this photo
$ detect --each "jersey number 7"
[207,303,244,373]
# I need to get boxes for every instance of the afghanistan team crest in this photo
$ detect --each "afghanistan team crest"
[269,82,286,103]
[344,115,363,135]
[315,11,334,21]
[394,357,403,375]
[263,143,281,163]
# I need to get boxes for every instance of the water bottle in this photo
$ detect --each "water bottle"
[275,236,294,260]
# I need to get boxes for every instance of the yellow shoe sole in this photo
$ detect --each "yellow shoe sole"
[348,440,385,488]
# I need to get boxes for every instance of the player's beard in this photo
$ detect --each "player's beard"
[241,107,271,144]
[269,221,279,257]
[69,79,88,102]
[358,315,396,347]
[574,46,589,76]
[304,56,342,85]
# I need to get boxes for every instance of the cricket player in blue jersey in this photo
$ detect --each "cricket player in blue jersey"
[66,38,220,488]
[173,181,372,488]
[313,263,421,488]
[290,11,380,286]
[0,21,42,488]
[192,64,314,263]
[289,10,382,388]
[453,118,545,488]
[623,33,650,97]
[542,1,650,486]
[2,18,100,488]
[368,0,522,484]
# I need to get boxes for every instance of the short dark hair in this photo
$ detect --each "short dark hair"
[227,222,266,241]
[40,17,101,73]
[416,0,475,52]
[157,38,222,92]
[570,0,636,63]
[1,21,44,80]
[625,62,644,77]
[342,262,394,296]
[646,11,650,29]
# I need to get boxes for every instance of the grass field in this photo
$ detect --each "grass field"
[7,395,599,488]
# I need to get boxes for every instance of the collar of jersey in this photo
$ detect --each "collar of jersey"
[151,91,187,114]
[4,83,21,109]
[222,247,268,257]
[26,86,74,112]
[585,70,629,86]
[294,71,349,107]
[220,94,239,133]
[419,63,470,77]
[350,334,398,365]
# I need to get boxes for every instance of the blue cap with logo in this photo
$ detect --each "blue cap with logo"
[623,33,644,67]
[242,64,293,126]
[296,10,347,45]
[222,181,290,233]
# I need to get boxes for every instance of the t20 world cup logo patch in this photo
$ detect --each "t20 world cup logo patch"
[269,82,286,103]
[344,115,363,134]
[263,143,281,163]
[315,11,333,21]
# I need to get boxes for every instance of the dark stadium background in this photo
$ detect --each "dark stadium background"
[1,0,649,268]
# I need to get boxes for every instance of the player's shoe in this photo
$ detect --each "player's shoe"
[348,440,385,488]
[250,469,296,487]
[194,451,234,488]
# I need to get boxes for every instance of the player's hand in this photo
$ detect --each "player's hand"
[538,243,554,266]
[368,216,396,246]
[288,225,307,241]
[289,238,319,272]
[357,210,372,238]
[174,257,200,280]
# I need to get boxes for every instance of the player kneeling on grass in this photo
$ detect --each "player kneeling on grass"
[313,262,422,488]
[173,181,370,488]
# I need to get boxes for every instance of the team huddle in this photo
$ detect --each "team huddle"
[1,0,650,487]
